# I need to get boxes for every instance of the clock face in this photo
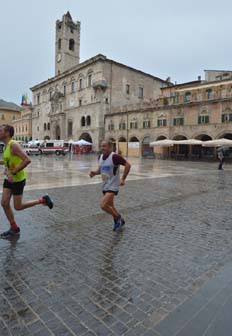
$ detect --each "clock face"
[57,53,62,62]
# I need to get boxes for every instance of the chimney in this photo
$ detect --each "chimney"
[198,76,201,81]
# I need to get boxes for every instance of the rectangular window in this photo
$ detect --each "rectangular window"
[71,82,75,93]
[79,78,83,90]
[130,121,138,129]
[143,120,151,129]
[126,84,130,95]
[173,118,184,126]
[88,74,92,87]
[49,91,52,100]
[68,121,73,136]
[63,85,66,96]
[108,124,114,131]
[119,122,126,130]
[222,114,232,123]
[198,115,209,124]
[37,94,40,104]
[157,119,167,127]
[207,89,213,100]
[173,93,179,104]
[79,99,82,106]
[139,87,144,98]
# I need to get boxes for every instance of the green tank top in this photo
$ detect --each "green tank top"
[3,140,26,182]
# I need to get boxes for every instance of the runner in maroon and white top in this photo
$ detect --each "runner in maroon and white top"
[90,140,131,231]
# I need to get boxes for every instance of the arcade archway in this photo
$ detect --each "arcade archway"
[55,125,61,140]
[118,137,127,156]
[172,135,188,158]
[128,136,140,157]
[79,133,92,143]
[193,134,214,159]
[142,136,154,157]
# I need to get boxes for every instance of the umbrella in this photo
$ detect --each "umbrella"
[202,138,232,147]
[173,139,203,145]
[73,139,92,146]
[150,139,174,147]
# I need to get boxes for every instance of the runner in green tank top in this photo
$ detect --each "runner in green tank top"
[0,125,54,239]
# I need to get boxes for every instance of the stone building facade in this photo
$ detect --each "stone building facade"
[13,105,32,142]
[30,12,168,148]
[0,99,21,127]
[105,73,232,157]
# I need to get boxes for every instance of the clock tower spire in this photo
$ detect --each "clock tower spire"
[55,12,81,76]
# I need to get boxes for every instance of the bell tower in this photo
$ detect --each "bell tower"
[55,12,81,76]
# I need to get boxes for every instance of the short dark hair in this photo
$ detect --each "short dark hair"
[2,124,14,137]
[102,140,113,148]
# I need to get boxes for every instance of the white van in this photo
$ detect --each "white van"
[40,140,69,155]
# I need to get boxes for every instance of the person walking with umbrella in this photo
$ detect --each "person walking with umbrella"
[218,149,225,170]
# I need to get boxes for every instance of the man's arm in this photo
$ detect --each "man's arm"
[120,161,131,186]
[112,154,131,186]
[89,166,101,178]
[10,143,31,175]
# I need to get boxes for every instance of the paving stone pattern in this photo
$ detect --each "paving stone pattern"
[0,171,231,335]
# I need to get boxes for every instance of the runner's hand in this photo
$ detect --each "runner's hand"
[7,175,14,183]
[89,171,96,178]
[120,178,125,186]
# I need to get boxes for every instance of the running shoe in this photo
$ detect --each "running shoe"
[42,195,54,209]
[0,228,20,239]
[113,215,123,232]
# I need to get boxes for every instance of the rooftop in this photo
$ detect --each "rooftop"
[0,99,20,112]
[31,54,169,91]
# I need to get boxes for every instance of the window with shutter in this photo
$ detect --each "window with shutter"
[222,114,225,123]
[173,118,176,126]
[205,115,209,124]
[198,116,201,124]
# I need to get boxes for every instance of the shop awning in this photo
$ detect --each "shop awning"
[150,139,174,147]
[173,139,203,145]
[202,139,232,147]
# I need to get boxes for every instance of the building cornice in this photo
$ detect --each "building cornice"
[30,54,169,92]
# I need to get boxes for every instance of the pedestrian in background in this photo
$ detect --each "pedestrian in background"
[218,150,225,170]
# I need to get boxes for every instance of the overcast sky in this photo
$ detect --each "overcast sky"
[0,0,232,104]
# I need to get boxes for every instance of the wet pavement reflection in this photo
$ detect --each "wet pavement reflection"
[0,156,231,335]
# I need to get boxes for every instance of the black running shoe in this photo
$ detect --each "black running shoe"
[113,216,124,232]
[0,228,20,239]
[42,194,54,209]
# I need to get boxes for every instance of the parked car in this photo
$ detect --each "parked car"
[40,140,69,155]
[22,143,41,156]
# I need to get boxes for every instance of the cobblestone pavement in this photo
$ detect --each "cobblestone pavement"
[0,156,232,335]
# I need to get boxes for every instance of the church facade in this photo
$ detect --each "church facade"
[30,12,168,147]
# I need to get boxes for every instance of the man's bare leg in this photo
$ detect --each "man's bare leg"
[100,193,118,217]
[1,188,14,224]
[13,195,40,211]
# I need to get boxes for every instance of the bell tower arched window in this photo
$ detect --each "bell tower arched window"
[81,116,86,127]
[58,39,61,50]
[86,116,91,126]
[69,39,75,51]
